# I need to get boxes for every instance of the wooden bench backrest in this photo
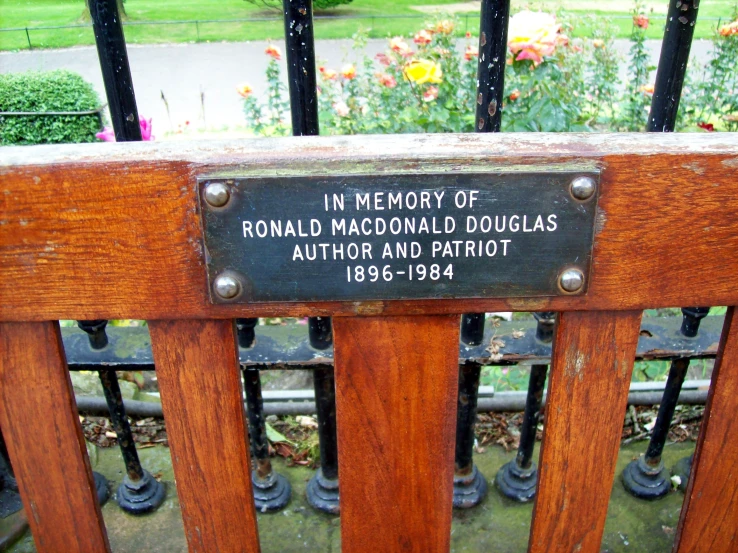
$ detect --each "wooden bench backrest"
[1,132,738,552]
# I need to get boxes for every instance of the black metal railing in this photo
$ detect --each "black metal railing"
[60,310,722,512]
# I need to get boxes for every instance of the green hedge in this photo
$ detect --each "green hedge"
[0,70,103,145]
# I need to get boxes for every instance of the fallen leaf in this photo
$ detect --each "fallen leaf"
[266,422,293,444]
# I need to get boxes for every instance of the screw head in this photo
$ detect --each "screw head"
[570,176,596,201]
[203,182,230,208]
[559,268,585,293]
[213,274,241,299]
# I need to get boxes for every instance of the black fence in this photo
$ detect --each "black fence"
[0,13,724,50]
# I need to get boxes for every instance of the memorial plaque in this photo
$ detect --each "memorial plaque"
[199,171,600,303]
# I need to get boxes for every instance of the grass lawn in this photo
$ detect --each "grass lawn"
[0,0,735,51]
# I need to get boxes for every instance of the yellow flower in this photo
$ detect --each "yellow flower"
[341,64,357,79]
[507,11,561,65]
[403,59,443,84]
[436,20,454,34]
[236,83,253,98]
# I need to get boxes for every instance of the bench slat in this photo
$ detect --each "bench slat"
[149,319,261,553]
[529,311,642,553]
[333,315,459,553]
[0,322,110,553]
[674,306,738,553]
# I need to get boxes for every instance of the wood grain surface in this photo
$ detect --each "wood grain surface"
[333,315,459,553]
[149,319,261,553]
[529,311,642,553]
[1,134,738,320]
[674,306,738,553]
[0,322,110,553]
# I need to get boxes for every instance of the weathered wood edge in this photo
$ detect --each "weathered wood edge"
[2,133,737,167]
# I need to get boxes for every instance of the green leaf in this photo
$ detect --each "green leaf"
[265,422,293,444]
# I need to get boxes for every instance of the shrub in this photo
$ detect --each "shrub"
[0,70,103,145]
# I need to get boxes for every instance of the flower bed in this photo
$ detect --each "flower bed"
[238,4,738,135]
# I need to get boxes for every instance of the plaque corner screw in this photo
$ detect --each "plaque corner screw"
[570,176,596,201]
[213,273,241,300]
[559,268,585,293]
[204,181,231,208]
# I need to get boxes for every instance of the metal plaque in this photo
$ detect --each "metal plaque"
[199,171,600,304]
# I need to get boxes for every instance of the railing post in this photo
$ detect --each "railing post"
[235,317,258,349]
[243,368,291,511]
[75,320,111,505]
[282,0,319,136]
[453,0,512,510]
[98,368,166,513]
[453,361,487,508]
[622,307,710,499]
[236,319,292,511]
[24,27,31,50]
[89,0,142,141]
[306,318,340,514]
[308,316,332,351]
[85,2,168,513]
[621,0,704,500]
[495,311,554,501]
[77,321,166,513]
[647,0,699,132]
[279,0,340,514]
[307,366,340,514]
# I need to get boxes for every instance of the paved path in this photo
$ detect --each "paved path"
[0,38,714,134]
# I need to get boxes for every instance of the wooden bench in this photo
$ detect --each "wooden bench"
[1,132,738,553]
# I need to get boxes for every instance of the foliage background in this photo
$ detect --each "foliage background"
[0,69,103,145]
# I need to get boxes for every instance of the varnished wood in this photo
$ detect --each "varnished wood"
[529,311,642,553]
[149,319,260,553]
[333,315,459,553]
[0,322,110,553]
[2,134,738,320]
[674,307,738,553]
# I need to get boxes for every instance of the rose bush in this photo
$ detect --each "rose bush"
[239,6,738,136]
